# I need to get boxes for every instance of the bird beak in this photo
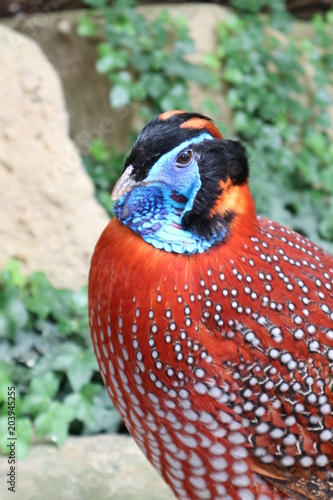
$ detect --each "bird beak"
[111,165,139,201]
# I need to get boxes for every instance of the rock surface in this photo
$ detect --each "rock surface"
[0,434,174,500]
[0,24,109,288]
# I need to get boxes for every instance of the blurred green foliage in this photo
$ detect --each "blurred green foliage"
[0,261,122,458]
[79,0,211,118]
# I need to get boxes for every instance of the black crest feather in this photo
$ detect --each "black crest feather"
[124,112,217,182]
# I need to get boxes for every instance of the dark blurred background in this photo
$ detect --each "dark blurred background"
[1,0,333,19]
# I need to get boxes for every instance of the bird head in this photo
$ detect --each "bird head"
[112,110,255,254]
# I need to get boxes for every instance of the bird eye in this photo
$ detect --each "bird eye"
[176,150,193,167]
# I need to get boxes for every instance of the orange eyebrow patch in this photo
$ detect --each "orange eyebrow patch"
[159,110,186,121]
[180,118,223,139]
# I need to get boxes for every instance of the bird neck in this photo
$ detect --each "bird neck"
[211,181,257,235]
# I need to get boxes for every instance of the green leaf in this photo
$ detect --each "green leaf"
[21,393,50,416]
[304,132,327,156]
[6,297,28,330]
[16,418,34,459]
[96,51,129,73]
[319,169,333,193]
[81,382,102,400]
[223,67,244,84]
[29,372,59,399]
[66,350,97,392]
[0,416,32,459]
[0,371,11,404]
[77,17,99,37]
[109,85,131,108]
[202,53,220,70]
[89,139,109,162]
[96,54,117,74]
[327,10,333,24]
[86,389,122,433]
[224,12,244,32]
[233,111,250,132]
[140,74,168,99]
[226,88,242,108]
[51,343,81,371]
[52,343,97,392]
[35,402,75,447]
[174,39,195,56]
[0,314,11,339]
[319,211,333,240]
[83,0,105,7]
[0,416,9,454]
[131,83,147,101]
[64,393,96,427]
[1,261,26,288]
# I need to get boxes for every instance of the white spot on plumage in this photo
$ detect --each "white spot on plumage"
[176,432,197,448]
[232,475,250,487]
[281,456,295,467]
[300,456,313,467]
[194,368,206,379]
[229,432,246,444]
[209,471,228,482]
[316,454,329,467]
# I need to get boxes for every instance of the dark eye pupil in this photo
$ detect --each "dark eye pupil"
[177,150,192,165]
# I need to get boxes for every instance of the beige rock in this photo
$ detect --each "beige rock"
[0,435,175,500]
[0,24,109,289]
[3,10,131,153]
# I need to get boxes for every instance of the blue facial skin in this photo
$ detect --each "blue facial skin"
[114,133,227,254]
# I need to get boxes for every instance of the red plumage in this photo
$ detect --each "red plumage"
[88,112,333,500]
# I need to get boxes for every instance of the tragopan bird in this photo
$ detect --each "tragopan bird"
[88,110,333,500]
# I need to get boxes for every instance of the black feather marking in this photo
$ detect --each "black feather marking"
[124,113,217,182]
